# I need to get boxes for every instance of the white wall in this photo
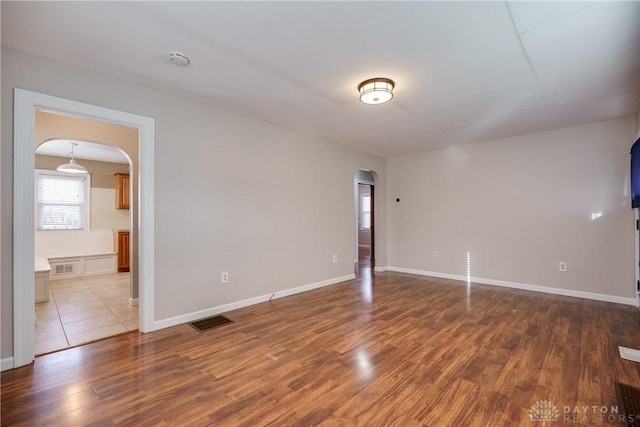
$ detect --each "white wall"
[388,117,636,300]
[1,48,387,358]
[35,229,114,258]
[91,188,129,230]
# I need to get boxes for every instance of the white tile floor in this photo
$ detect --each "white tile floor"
[35,272,138,355]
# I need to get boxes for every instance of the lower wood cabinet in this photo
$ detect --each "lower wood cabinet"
[113,230,130,272]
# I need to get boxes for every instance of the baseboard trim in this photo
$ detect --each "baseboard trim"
[129,298,139,306]
[153,274,356,331]
[374,266,389,272]
[387,267,637,306]
[1,357,15,371]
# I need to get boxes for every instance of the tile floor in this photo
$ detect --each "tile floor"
[35,272,138,355]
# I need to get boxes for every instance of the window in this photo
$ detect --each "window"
[36,170,90,230]
[361,194,371,230]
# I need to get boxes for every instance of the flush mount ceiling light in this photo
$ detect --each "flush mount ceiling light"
[358,77,395,105]
[169,51,190,67]
[57,142,88,174]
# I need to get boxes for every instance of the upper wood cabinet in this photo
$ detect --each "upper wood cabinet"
[114,173,130,210]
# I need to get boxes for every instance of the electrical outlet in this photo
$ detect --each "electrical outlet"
[432,251,438,259]
[221,271,229,284]
[558,262,567,272]
[332,255,338,264]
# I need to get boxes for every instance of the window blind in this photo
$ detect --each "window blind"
[37,173,87,230]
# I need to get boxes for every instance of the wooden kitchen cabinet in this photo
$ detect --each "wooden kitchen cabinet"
[114,230,130,272]
[114,173,130,209]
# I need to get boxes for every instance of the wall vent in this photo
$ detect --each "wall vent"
[54,264,74,275]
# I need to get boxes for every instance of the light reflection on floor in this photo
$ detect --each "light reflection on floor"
[355,347,373,381]
[355,247,375,381]
[356,246,373,304]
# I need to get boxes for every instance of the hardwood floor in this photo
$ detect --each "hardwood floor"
[3,271,640,426]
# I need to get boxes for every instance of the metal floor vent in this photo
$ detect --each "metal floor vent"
[190,315,233,332]
[617,383,640,426]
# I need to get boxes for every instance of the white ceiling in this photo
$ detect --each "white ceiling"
[3,2,639,157]
[36,139,129,165]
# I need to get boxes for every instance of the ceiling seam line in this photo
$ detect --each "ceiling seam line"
[504,1,546,99]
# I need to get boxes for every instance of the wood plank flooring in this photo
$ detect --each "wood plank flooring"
[2,271,640,426]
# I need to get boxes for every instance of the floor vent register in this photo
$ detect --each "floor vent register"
[189,315,233,332]
[616,383,640,426]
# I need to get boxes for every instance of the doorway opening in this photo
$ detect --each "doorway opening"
[354,170,376,277]
[34,131,136,355]
[630,135,640,307]
[12,89,155,369]
[358,184,373,272]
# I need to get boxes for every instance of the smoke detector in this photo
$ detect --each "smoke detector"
[169,52,190,67]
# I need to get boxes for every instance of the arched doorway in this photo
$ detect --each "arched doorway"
[354,170,376,276]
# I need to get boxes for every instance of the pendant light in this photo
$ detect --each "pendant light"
[57,142,88,174]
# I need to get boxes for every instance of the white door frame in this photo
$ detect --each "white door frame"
[13,89,155,368]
